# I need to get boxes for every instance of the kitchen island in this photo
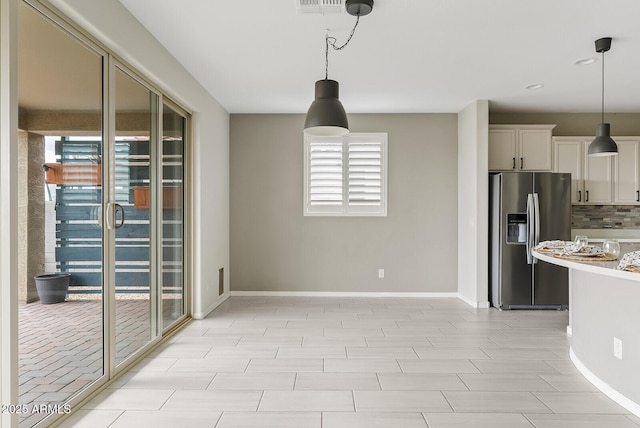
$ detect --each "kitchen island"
[533,247,640,417]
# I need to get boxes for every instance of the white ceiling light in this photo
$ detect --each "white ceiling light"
[525,83,544,90]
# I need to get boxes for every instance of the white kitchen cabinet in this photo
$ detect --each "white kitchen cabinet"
[584,147,613,204]
[553,137,614,205]
[553,139,584,204]
[488,128,517,170]
[489,125,555,171]
[613,139,640,205]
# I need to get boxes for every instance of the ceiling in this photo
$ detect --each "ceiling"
[21,0,640,115]
[116,0,640,115]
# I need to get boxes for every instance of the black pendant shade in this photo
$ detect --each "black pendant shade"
[588,37,617,156]
[304,79,349,136]
[588,123,618,156]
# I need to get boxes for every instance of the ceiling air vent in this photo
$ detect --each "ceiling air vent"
[296,0,345,14]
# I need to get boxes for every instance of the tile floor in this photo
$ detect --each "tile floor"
[60,296,640,428]
[18,297,181,427]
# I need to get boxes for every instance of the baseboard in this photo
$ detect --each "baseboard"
[570,347,640,417]
[457,293,491,309]
[229,290,460,298]
[229,290,461,299]
[193,293,230,319]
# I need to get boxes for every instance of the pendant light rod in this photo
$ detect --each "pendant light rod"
[595,37,611,123]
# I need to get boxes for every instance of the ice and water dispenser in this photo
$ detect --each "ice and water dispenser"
[506,213,527,244]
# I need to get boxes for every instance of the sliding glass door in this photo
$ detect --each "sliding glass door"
[17,3,106,426]
[16,1,189,424]
[161,102,186,329]
[113,66,158,366]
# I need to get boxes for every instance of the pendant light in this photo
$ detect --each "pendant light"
[303,0,374,136]
[588,37,618,157]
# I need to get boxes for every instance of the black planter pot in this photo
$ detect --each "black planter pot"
[34,273,71,304]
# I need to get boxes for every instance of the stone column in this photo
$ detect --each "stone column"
[17,130,45,303]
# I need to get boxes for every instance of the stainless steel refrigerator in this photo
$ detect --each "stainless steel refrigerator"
[489,172,571,309]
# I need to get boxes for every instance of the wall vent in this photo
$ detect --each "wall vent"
[296,0,345,14]
[218,267,224,296]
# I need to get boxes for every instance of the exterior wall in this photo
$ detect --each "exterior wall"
[230,113,458,293]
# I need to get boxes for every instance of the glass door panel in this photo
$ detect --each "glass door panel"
[161,103,186,329]
[17,2,105,426]
[113,68,157,365]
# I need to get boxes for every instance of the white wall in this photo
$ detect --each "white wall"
[457,100,489,307]
[47,0,230,317]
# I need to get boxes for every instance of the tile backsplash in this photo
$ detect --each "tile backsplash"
[572,205,640,229]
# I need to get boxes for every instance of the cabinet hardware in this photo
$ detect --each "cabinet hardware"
[512,157,516,169]
[637,190,639,202]
[586,190,589,202]
[578,190,581,202]
[520,157,523,169]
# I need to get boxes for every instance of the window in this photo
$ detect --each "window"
[304,133,387,216]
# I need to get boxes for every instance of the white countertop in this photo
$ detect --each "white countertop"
[533,243,640,282]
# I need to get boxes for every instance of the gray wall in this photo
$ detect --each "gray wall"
[230,113,458,293]
[489,112,640,136]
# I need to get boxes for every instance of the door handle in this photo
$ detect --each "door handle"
[520,157,523,169]
[585,190,589,202]
[114,203,125,229]
[512,157,516,169]
[105,202,126,230]
[532,193,540,264]
[636,190,639,202]
[578,190,581,202]
[526,194,534,265]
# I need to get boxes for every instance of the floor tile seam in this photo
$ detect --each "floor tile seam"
[256,390,265,411]
[536,374,562,392]
[624,414,640,427]
[439,390,456,413]
[102,409,126,428]
[454,373,471,391]
[528,391,558,414]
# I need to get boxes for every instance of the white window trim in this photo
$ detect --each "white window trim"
[304,132,388,217]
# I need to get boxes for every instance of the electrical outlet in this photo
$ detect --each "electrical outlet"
[378,269,384,279]
[613,337,623,360]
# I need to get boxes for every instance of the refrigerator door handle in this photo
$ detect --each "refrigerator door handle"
[533,193,540,264]
[526,193,534,264]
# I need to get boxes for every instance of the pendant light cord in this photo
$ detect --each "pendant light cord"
[325,15,361,79]
[601,50,605,123]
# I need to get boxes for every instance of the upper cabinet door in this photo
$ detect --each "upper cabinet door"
[519,129,553,171]
[553,139,583,204]
[584,142,613,204]
[614,139,640,205]
[488,129,517,171]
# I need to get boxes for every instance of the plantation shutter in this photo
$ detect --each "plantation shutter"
[304,133,387,216]
[307,140,343,213]
[348,137,383,209]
